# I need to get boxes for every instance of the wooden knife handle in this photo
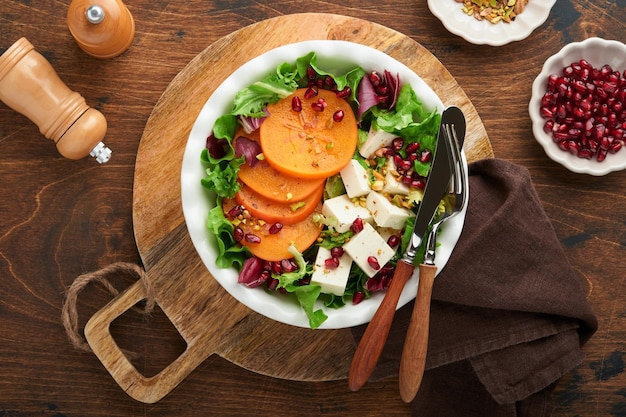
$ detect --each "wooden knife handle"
[348,260,415,391]
[398,263,437,403]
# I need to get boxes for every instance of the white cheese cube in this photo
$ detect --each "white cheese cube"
[323,194,373,233]
[310,247,353,296]
[366,191,414,230]
[340,159,371,198]
[383,157,410,195]
[343,222,396,278]
[358,127,397,158]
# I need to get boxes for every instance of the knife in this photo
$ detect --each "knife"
[348,106,456,392]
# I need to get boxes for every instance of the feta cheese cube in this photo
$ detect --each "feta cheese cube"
[366,191,414,230]
[340,159,370,198]
[343,222,396,278]
[323,194,373,233]
[358,127,397,158]
[310,247,353,296]
[382,156,410,195]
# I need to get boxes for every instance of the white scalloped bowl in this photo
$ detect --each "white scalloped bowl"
[181,40,468,329]
[428,0,556,46]
[529,38,626,176]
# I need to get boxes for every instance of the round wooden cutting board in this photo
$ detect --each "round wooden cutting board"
[83,13,493,403]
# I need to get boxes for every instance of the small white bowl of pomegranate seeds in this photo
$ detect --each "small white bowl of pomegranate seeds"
[428,0,556,46]
[530,37,626,175]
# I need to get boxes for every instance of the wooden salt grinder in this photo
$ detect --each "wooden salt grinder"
[67,0,135,59]
[0,38,111,163]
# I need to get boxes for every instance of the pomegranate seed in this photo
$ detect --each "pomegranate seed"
[336,87,351,98]
[244,233,261,244]
[281,259,297,273]
[269,262,283,275]
[311,102,324,112]
[367,256,381,270]
[266,277,279,291]
[399,159,412,171]
[578,149,593,159]
[369,71,382,86]
[304,87,318,99]
[330,246,344,258]
[609,141,623,153]
[406,142,420,153]
[324,257,340,269]
[333,110,345,122]
[233,227,244,242]
[306,67,316,80]
[375,85,389,95]
[420,150,432,163]
[411,179,426,189]
[352,291,366,305]
[269,223,283,234]
[291,96,302,112]
[227,205,244,218]
[387,235,400,248]
[351,217,364,233]
[392,137,405,150]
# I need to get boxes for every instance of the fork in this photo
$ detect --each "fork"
[398,119,468,403]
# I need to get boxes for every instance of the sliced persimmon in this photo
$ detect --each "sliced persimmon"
[223,198,323,261]
[259,88,358,179]
[234,182,324,226]
[235,129,325,203]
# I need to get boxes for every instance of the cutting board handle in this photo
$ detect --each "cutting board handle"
[84,280,205,403]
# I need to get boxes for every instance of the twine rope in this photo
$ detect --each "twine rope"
[61,262,156,353]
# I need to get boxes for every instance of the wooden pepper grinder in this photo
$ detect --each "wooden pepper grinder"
[67,0,135,59]
[0,38,111,163]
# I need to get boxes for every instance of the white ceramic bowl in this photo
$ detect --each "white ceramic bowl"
[428,0,556,46]
[529,37,626,176]
[181,40,468,329]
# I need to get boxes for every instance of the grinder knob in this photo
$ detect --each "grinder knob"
[67,0,135,59]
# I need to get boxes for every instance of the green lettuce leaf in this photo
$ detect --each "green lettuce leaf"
[200,155,244,199]
[206,200,249,270]
[231,62,301,117]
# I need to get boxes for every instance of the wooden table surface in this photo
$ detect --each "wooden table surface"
[1,1,625,416]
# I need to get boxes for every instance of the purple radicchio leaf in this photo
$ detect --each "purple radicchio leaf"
[356,74,380,120]
[206,133,230,160]
[239,107,269,134]
[384,70,400,110]
[235,135,262,167]
[238,256,267,288]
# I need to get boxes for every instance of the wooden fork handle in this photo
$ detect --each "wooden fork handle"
[348,260,415,391]
[398,263,437,403]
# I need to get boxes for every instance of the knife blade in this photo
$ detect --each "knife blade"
[348,106,455,392]
[401,106,458,265]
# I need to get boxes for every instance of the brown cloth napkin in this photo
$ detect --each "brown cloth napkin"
[351,158,598,417]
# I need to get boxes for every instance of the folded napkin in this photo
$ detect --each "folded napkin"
[351,158,598,417]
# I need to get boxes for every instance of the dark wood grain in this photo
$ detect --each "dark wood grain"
[1,1,625,416]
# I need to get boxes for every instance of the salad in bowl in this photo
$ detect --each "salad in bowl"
[181,40,466,329]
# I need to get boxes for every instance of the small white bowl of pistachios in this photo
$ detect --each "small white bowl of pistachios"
[427,0,556,46]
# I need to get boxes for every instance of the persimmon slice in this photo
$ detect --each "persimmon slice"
[235,130,325,203]
[223,198,323,261]
[260,88,358,179]
[234,182,324,226]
